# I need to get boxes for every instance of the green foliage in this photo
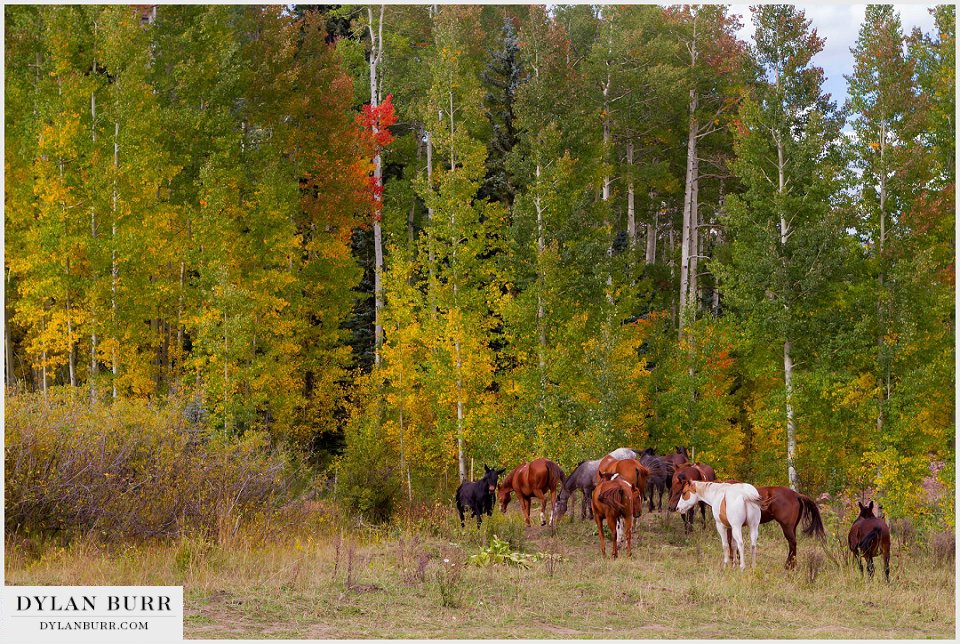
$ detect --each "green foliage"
[468,534,538,568]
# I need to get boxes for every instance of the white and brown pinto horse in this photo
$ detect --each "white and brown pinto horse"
[674,480,765,569]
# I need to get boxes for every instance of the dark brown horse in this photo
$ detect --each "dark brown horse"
[720,482,826,569]
[848,500,891,582]
[668,463,716,532]
[591,472,636,558]
[661,446,690,469]
[596,457,649,518]
[498,458,565,527]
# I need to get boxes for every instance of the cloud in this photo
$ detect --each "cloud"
[729,4,939,105]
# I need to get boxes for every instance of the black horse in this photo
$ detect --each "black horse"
[456,465,505,528]
[639,452,672,512]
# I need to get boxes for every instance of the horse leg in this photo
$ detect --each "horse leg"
[534,490,547,526]
[856,554,864,576]
[731,523,746,570]
[457,499,465,529]
[700,501,708,529]
[549,488,557,527]
[866,556,875,579]
[716,521,731,567]
[781,521,798,570]
[883,548,890,583]
[595,513,607,558]
[625,514,633,558]
[611,513,620,559]
[520,495,532,526]
[749,518,760,569]
[476,507,483,529]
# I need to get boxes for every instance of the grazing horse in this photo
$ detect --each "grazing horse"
[720,482,826,569]
[555,459,600,522]
[591,472,636,558]
[638,453,672,512]
[668,463,717,532]
[848,501,891,582]
[455,465,505,528]
[498,458,565,527]
[675,480,764,569]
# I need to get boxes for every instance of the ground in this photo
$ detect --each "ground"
[6,501,955,639]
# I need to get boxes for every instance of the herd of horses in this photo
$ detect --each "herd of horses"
[455,447,892,579]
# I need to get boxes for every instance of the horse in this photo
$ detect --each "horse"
[607,447,638,460]
[668,463,717,532]
[455,465,505,529]
[638,453,672,512]
[675,479,764,569]
[596,457,649,515]
[718,482,826,569]
[555,459,600,522]
[498,458,565,527]
[661,446,690,469]
[848,500,891,582]
[591,472,636,558]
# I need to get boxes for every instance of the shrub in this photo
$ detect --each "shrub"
[338,419,400,523]
[5,391,302,541]
[930,530,955,566]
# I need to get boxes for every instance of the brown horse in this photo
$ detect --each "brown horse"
[592,472,635,558]
[596,457,649,518]
[848,500,891,582]
[720,482,826,569]
[668,463,716,532]
[498,458,565,527]
[661,446,690,469]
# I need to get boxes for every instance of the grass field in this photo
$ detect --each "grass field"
[6,501,955,639]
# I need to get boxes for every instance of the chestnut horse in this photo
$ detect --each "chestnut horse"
[592,472,636,558]
[498,458,565,527]
[719,482,826,569]
[668,463,717,532]
[596,456,650,518]
[848,500,891,582]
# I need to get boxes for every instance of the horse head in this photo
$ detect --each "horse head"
[674,479,699,514]
[641,447,657,456]
[497,482,512,513]
[668,471,689,512]
[482,466,505,493]
[676,446,690,459]
[857,500,875,519]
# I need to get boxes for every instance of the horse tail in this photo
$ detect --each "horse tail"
[547,460,565,488]
[598,486,627,514]
[797,493,825,539]
[856,526,882,556]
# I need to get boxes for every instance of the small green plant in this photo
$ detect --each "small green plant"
[467,534,563,569]
[433,557,464,608]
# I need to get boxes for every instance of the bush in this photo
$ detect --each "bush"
[5,391,301,541]
[338,419,400,523]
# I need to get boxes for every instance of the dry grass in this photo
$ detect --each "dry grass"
[6,504,955,639]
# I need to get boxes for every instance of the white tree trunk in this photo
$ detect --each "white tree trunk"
[535,163,547,400]
[626,141,636,248]
[368,5,385,367]
[645,201,658,265]
[784,340,798,491]
[679,87,698,332]
[111,122,119,398]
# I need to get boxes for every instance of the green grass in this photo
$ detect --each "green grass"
[6,504,955,639]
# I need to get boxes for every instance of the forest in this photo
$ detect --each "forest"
[4,3,955,538]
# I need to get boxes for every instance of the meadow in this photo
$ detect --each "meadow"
[6,500,954,639]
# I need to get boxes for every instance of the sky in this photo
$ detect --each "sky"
[729,4,940,108]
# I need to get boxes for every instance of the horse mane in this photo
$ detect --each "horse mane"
[563,461,586,491]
